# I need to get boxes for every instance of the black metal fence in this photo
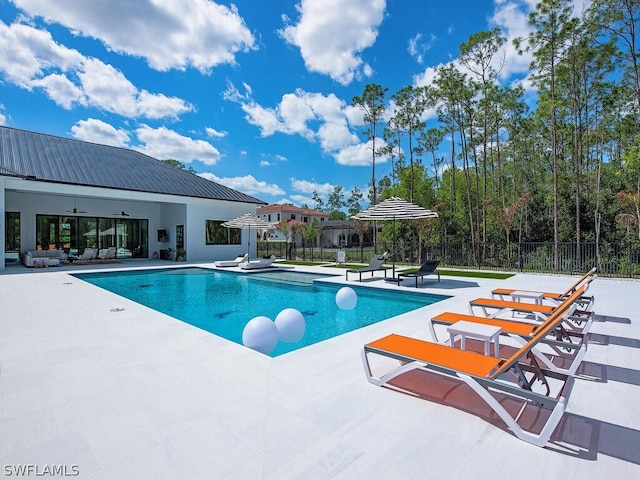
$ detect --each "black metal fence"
[257,240,640,278]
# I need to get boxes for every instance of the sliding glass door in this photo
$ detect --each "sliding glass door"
[36,215,148,258]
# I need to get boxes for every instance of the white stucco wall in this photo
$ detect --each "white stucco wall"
[186,198,260,262]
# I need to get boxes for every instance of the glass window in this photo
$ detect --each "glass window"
[98,218,116,252]
[5,212,20,252]
[36,215,58,250]
[139,220,148,257]
[78,217,98,253]
[205,220,240,245]
[176,224,184,249]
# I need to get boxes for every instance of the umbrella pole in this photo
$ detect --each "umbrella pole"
[386,217,396,280]
[392,219,396,278]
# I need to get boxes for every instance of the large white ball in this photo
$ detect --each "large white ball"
[242,316,278,354]
[275,308,306,343]
[336,286,358,310]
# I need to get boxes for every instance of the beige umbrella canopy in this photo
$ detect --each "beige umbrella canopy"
[352,196,438,277]
[221,213,273,261]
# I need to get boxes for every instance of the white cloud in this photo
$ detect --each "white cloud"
[70,118,130,147]
[222,81,251,102]
[408,32,436,64]
[411,1,541,93]
[260,160,273,166]
[344,104,365,127]
[205,127,227,138]
[488,0,590,84]
[0,106,7,125]
[226,82,393,169]
[0,21,83,86]
[134,125,221,165]
[408,33,423,63]
[11,0,256,73]
[80,58,193,118]
[32,73,83,109]
[279,0,385,85]
[240,101,282,137]
[490,1,534,81]
[0,21,193,118]
[335,139,390,167]
[227,83,360,159]
[198,172,285,196]
[289,194,314,206]
[290,178,334,195]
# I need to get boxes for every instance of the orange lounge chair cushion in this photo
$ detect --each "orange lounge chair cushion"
[365,334,502,378]
[469,298,555,314]
[491,267,596,300]
[432,311,538,337]
[492,288,563,300]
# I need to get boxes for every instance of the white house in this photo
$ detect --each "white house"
[0,126,266,271]
[257,204,328,244]
[257,204,366,248]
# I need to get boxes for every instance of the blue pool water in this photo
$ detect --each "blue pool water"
[74,267,448,356]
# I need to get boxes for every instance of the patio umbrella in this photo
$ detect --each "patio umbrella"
[351,196,438,278]
[221,213,273,261]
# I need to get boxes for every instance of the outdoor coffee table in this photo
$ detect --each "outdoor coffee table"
[447,320,502,357]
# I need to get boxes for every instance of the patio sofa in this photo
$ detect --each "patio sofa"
[21,249,66,267]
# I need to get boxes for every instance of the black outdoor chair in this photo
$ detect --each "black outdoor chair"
[396,260,440,287]
[345,253,388,281]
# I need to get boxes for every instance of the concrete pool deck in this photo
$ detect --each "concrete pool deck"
[0,262,638,479]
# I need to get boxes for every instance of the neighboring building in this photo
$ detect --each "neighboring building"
[257,204,365,248]
[257,204,328,244]
[257,204,328,225]
[0,126,266,271]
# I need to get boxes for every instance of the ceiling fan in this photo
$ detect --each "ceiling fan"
[66,198,88,214]
[113,211,130,216]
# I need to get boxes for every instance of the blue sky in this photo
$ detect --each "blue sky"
[0,0,587,207]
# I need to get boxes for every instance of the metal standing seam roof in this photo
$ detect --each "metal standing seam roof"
[0,126,266,205]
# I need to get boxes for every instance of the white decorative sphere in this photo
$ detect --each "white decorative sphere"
[242,316,278,354]
[275,308,306,343]
[336,286,358,310]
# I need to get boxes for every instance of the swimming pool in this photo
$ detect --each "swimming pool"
[74,267,449,356]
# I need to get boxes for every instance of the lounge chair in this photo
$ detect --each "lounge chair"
[468,276,595,331]
[395,260,440,287]
[345,253,387,281]
[362,296,577,447]
[97,246,116,261]
[214,253,248,267]
[240,255,276,270]
[491,267,596,307]
[429,285,591,375]
[77,247,97,262]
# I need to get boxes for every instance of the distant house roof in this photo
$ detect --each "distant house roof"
[257,203,327,217]
[0,126,265,205]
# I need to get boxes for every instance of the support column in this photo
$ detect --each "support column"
[0,177,6,272]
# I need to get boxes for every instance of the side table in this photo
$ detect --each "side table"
[447,320,502,357]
